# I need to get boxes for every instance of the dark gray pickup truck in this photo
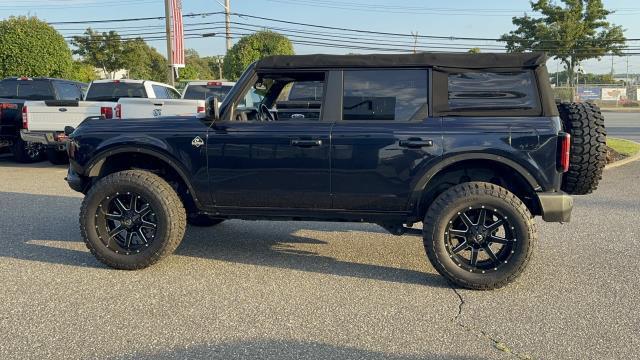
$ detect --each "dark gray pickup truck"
[0,77,86,162]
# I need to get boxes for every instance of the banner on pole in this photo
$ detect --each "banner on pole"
[171,0,185,68]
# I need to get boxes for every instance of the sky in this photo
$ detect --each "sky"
[1,0,639,75]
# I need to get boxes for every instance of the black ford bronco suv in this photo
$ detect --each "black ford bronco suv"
[66,53,606,289]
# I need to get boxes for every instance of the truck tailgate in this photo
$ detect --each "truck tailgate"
[118,98,204,118]
[25,101,114,131]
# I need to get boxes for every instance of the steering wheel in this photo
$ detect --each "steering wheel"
[259,103,276,122]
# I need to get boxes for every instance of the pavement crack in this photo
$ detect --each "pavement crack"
[448,284,533,359]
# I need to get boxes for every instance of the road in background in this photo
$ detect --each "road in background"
[603,112,640,142]
[0,155,639,359]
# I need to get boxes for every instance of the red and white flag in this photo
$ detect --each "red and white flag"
[171,0,185,67]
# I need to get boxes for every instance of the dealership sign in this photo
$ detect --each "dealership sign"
[577,86,601,101]
[601,87,627,101]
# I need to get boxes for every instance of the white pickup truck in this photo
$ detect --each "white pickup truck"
[21,79,205,164]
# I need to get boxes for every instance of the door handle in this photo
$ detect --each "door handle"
[399,138,434,148]
[291,139,322,147]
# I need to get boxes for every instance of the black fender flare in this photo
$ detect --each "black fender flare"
[409,153,542,214]
[85,145,203,208]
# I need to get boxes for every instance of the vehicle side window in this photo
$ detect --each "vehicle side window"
[54,81,82,100]
[342,70,428,121]
[274,79,324,121]
[447,71,538,111]
[234,73,325,122]
[152,85,180,99]
[151,85,168,99]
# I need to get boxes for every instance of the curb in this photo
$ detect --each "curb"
[605,138,640,170]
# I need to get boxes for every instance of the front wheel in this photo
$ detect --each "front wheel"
[79,170,186,269]
[423,182,536,290]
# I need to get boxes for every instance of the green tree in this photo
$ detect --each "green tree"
[501,0,626,86]
[0,16,73,78]
[468,47,481,54]
[68,60,98,83]
[121,38,168,83]
[72,29,127,79]
[180,49,215,80]
[223,31,294,80]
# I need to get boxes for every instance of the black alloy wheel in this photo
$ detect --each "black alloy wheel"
[95,192,159,255]
[444,206,517,273]
[423,182,536,290]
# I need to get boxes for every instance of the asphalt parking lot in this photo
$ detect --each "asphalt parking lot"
[0,117,638,359]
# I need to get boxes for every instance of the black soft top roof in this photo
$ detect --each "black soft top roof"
[256,52,547,70]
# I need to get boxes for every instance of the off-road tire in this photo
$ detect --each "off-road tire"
[46,147,69,165]
[557,102,607,195]
[187,214,225,227]
[79,170,186,269]
[11,138,44,163]
[423,182,536,290]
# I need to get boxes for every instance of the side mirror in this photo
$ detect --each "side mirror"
[205,96,220,121]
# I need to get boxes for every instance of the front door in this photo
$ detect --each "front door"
[330,69,442,212]
[207,73,332,209]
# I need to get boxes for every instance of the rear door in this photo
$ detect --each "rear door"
[330,69,442,212]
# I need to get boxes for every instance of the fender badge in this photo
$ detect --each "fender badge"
[192,136,204,148]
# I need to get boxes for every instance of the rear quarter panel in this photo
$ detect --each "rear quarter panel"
[441,116,562,191]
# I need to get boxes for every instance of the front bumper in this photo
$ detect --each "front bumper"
[66,167,88,193]
[20,130,66,149]
[537,192,573,223]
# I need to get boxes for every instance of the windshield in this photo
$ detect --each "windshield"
[85,82,147,101]
[183,84,233,100]
[0,79,55,100]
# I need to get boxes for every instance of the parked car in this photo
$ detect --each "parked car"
[0,77,86,162]
[66,52,606,290]
[20,79,205,164]
[181,81,235,101]
[182,80,263,111]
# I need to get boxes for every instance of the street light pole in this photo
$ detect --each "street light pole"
[164,0,175,86]
[224,0,232,51]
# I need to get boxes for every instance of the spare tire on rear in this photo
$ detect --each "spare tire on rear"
[557,102,607,195]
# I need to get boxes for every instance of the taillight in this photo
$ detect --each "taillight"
[559,133,571,173]
[100,106,113,119]
[54,133,68,142]
[197,105,205,113]
[22,105,28,129]
[0,103,18,110]
[115,103,122,118]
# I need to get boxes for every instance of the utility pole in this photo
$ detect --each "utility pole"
[164,0,175,86]
[610,54,614,78]
[411,31,418,54]
[225,0,232,51]
[217,56,223,80]
[626,56,630,85]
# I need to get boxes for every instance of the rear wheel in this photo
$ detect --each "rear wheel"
[46,147,69,165]
[79,170,186,269]
[12,138,44,163]
[423,182,536,290]
[557,102,607,195]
